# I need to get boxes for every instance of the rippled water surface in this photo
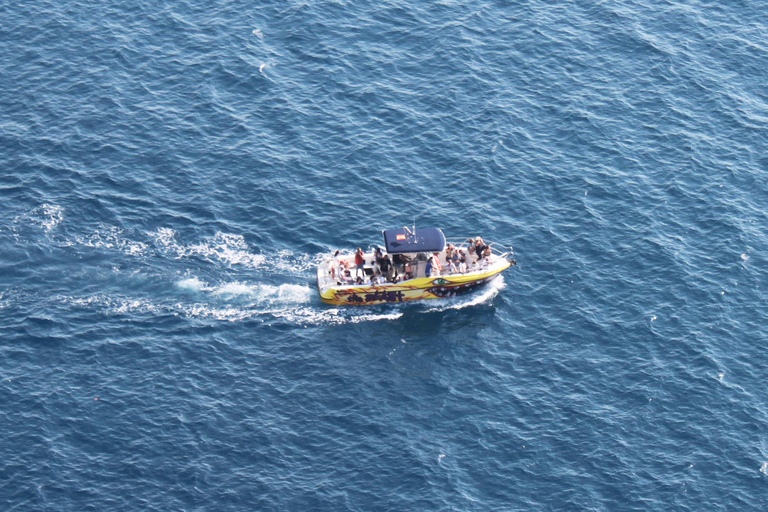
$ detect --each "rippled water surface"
[2,0,767,510]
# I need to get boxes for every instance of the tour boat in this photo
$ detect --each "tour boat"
[316,227,516,306]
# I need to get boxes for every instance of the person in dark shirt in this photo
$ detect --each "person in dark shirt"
[379,255,392,281]
[375,247,385,273]
[392,253,404,278]
[475,237,487,260]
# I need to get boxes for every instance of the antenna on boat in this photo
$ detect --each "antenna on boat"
[413,217,416,236]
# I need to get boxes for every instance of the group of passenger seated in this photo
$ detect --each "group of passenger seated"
[467,237,493,261]
[330,236,494,285]
[330,247,412,286]
[425,237,493,277]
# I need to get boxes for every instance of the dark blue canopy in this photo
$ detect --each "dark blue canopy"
[382,228,446,254]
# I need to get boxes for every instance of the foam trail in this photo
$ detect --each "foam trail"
[77,226,149,256]
[177,278,313,303]
[213,282,257,297]
[151,229,266,268]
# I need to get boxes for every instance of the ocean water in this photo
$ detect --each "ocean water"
[1,0,767,509]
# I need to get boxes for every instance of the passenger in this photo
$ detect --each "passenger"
[475,237,487,260]
[445,244,454,261]
[354,247,365,279]
[458,256,467,274]
[390,255,400,280]
[451,250,461,265]
[400,254,411,276]
[377,274,387,284]
[446,259,458,274]
[432,253,442,276]
[392,253,404,275]
[331,250,342,280]
[426,253,442,277]
[379,254,392,281]
[374,247,384,274]
[337,259,350,283]
[404,260,413,280]
[483,246,492,259]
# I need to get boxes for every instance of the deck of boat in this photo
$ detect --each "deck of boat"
[316,244,512,305]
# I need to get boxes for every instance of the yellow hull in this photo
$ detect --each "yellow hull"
[318,261,510,306]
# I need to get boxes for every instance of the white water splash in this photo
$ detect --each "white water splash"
[63,287,407,325]
[266,306,403,325]
[269,250,324,275]
[425,276,506,312]
[39,204,64,231]
[14,203,64,232]
[176,277,312,304]
[189,232,265,267]
[67,294,162,315]
[177,277,209,292]
[77,226,148,256]
[152,227,178,250]
[151,229,265,268]
[212,282,256,297]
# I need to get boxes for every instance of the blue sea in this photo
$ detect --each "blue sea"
[2,0,767,509]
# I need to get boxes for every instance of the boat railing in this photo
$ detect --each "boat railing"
[444,237,517,265]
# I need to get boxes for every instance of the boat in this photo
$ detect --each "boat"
[316,227,516,305]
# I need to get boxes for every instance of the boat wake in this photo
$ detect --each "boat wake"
[11,206,505,326]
